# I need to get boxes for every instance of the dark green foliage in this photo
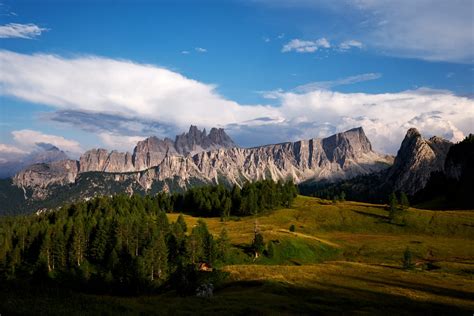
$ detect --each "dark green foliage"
[388,192,399,222]
[339,191,346,202]
[400,192,409,211]
[403,247,414,270]
[175,179,297,217]
[266,241,275,259]
[216,228,230,262]
[289,224,296,232]
[0,193,228,295]
[252,233,265,258]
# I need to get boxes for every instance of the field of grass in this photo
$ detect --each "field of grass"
[1,195,473,315]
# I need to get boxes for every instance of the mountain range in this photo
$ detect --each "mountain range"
[1,125,468,214]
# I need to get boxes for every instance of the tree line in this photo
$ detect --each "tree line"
[0,180,297,294]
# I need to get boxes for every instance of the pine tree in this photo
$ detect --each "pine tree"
[176,213,187,233]
[400,192,410,211]
[340,191,346,202]
[90,220,108,263]
[144,232,168,282]
[388,192,399,222]
[252,233,265,258]
[216,227,230,262]
[403,247,414,269]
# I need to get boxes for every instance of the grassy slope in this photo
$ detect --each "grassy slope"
[1,196,473,315]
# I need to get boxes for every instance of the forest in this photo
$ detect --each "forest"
[0,180,297,295]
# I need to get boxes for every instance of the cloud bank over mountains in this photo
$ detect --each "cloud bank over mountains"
[0,50,472,157]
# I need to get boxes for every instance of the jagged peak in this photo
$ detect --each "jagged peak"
[405,127,422,139]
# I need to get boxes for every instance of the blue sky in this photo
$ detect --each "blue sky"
[0,0,473,161]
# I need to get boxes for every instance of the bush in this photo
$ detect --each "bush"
[289,224,296,232]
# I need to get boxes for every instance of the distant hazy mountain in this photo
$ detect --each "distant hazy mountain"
[0,143,68,178]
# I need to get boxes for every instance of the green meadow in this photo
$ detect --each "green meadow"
[1,195,473,315]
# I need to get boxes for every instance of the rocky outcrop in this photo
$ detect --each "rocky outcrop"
[79,149,135,173]
[79,126,238,173]
[13,126,394,200]
[13,159,79,199]
[175,126,237,155]
[387,128,452,195]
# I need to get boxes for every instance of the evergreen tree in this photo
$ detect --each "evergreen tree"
[176,214,187,233]
[388,192,399,222]
[216,227,230,262]
[340,191,346,202]
[252,233,265,258]
[403,247,414,270]
[400,192,410,211]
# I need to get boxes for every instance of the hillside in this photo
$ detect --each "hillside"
[1,195,473,315]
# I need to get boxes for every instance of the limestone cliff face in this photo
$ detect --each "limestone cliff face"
[13,159,79,199]
[13,126,393,200]
[79,125,238,173]
[387,128,452,195]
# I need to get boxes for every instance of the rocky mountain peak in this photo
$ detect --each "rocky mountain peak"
[174,125,236,155]
[321,127,372,164]
[405,127,422,139]
[388,128,452,194]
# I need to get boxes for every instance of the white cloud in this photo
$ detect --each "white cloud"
[0,23,48,39]
[12,129,83,154]
[269,88,473,153]
[293,73,381,92]
[351,0,474,62]
[282,38,330,53]
[1,50,473,155]
[0,50,280,131]
[98,133,146,152]
[339,40,363,50]
[0,143,28,154]
[181,50,190,54]
[258,0,473,63]
[195,47,207,53]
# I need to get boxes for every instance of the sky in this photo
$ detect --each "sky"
[0,0,473,164]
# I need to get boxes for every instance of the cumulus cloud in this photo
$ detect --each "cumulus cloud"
[12,129,83,154]
[195,47,207,53]
[282,38,330,53]
[0,50,280,131]
[0,23,48,39]
[268,88,473,153]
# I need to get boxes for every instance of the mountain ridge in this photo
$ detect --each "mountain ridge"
[12,126,393,205]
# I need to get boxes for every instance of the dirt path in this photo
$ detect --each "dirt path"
[276,229,342,248]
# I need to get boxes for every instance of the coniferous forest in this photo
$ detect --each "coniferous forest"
[0,180,297,295]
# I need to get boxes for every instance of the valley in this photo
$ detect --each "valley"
[1,195,472,315]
